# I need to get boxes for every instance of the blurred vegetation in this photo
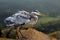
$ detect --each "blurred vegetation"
[35,17,60,34]
[49,31,60,40]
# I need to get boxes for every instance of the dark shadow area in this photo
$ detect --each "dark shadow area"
[0,29,2,37]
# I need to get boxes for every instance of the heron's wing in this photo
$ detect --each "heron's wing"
[16,11,31,19]
[12,11,31,24]
[15,15,30,24]
[12,14,30,24]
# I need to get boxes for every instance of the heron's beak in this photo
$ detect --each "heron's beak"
[36,13,40,16]
[36,11,45,16]
[39,13,46,16]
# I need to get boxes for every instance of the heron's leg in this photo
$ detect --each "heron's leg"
[16,26,20,40]
[19,25,24,37]
[16,25,27,40]
[16,25,24,40]
[19,25,28,39]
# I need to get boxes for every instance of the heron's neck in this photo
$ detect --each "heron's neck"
[31,15,38,22]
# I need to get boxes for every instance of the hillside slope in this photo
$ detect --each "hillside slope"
[17,28,50,40]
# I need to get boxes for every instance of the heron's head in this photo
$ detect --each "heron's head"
[31,10,41,16]
[31,10,46,16]
[4,17,15,27]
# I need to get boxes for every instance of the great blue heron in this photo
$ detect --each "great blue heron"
[4,10,45,39]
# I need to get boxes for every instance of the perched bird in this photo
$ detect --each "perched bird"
[4,10,45,39]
